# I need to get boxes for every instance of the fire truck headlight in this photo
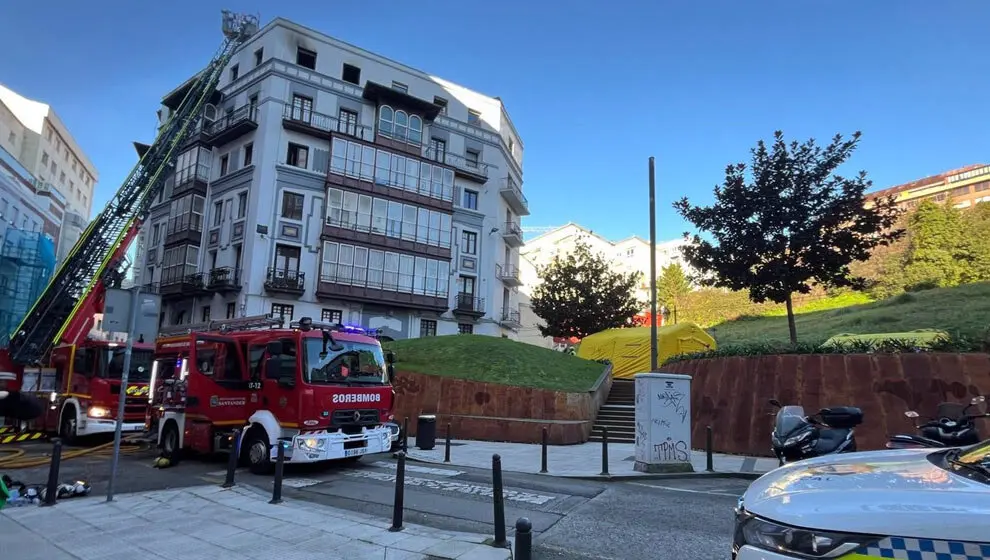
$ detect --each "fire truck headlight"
[87,406,111,419]
[299,438,325,451]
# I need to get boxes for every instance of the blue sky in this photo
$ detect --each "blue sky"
[2,0,989,242]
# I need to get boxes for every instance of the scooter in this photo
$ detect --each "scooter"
[769,399,864,466]
[886,396,987,449]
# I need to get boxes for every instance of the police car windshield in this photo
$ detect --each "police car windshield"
[303,339,386,385]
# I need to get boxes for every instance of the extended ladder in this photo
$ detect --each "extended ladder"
[158,314,286,338]
[6,11,259,365]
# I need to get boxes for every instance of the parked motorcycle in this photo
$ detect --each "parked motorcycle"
[769,399,864,466]
[886,395,987,449]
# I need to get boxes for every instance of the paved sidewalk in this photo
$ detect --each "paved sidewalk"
[402,438,779,479]
[1,484,512,560]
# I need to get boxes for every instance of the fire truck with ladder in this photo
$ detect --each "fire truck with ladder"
[148,315,399,473]
[0,11,260,442]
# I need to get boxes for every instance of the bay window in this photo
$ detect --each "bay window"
[377,105,423,145]
[168,194,205,234]
[324,189,452,249]
[330,139,453,202]
[162,245,200,284]
[320,241,450,298]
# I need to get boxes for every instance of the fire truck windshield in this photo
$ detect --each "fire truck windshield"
[304,339,387,385]
[104,348,154,382]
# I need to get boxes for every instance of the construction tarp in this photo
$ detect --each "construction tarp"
[576,323,716,379]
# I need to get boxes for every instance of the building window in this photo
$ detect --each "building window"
[429,138,446,162]
[41,152,48,165]
[329,139,455,203]
[296,47,316,70]
[59,171,66,183]
[462,189,479,210]
[433,96,447,115]
[391,81,408,93]
[508,138,514,152]
[272,303,295,321]
[274,244,301,272]
[458,323,474,334]
[226,302,236,319]
[465,149,480,169]
[243,143,253,167]
[461,230,477,255]
[237,192,247,218]
[253,48,263,66]
[951,186,971,198]
[219,154,229,176]
[325,188,452,248]
[46,128,52,141]
[377,105,423,145]
[342,63,361,85]
[152,223,161,244]
[229,64,239,81]
[420,320,437,337]
[201,306,211,322]
[213,200,223,226]
[287,143,309,168]
[458,275,476,296]
[467,110,481,126]
[167,194,206,234]
[321,309,342,323]
[281,192,304,220]
[338,109,358,136]
[291,94,313,122]
[321,241,450,297]
[162,245,200,284]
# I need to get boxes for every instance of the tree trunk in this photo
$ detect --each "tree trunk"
[784,293,798,345]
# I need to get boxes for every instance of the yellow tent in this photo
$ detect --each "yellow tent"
[576,323,716,379]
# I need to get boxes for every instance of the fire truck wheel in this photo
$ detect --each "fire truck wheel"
[160,421,182,465]
[244,429,274,475]
[59,406,78,445]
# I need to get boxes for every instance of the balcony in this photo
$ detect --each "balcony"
[281,105,374,143]
[206,267,241,293]
[265,268,305,295]
[206,104,258,146]
[323,215,451,259]
[500,307,522,329]
[160,273,208,300]
[316,267,448,313]
[495,263,522,287]
[452,293,485,318]
[499,177,530,216]
[502,221,524,248]
[172,163,210,198]
[423,147,490,184]
[141,283,160,295]
[164,214,204,247]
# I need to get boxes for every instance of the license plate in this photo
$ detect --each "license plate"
[344,447,367,457]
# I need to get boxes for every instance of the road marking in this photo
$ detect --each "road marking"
[626,481,741,497]
[278,478,323,489]
[342,471,557,505]
[369,461,464,477]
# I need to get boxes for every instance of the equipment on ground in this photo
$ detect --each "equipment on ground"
[0,11,259,442]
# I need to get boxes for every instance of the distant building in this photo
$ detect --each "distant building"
[0,83,98,260]
[866,164,990,212]
[517,223,693,348]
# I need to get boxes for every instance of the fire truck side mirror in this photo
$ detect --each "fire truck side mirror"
[387,364,395,384]
[266,340,283,356]
[385,351,396,365]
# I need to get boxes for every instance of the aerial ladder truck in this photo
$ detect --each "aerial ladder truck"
[0,11,259,443]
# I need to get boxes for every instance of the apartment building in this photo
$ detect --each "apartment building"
[0,84,97,220]
[516,223,692,347]
[136,17,527,340]
[866,163,990,212]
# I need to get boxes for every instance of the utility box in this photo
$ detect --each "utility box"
[633,372,694,473]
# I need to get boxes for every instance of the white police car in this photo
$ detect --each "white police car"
[733,439,990,559]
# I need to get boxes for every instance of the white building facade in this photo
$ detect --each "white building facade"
[136,18,527,340]
[517,223,693,347]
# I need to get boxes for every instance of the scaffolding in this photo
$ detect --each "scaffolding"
[0,229,56,345]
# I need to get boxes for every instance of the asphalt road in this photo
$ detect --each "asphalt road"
[3,440,749,559]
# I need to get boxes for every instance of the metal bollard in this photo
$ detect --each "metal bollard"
[492,454,508,548]
[706,425,714,472]
[444,423,452,463]
[600,426,609,476]
[390,451,406,532]
[269,439,286,505]
[223,429,241,489]
[539,426,548,474]
[42,438,63,507]
[402,416,409,453]
[514,517,533,560]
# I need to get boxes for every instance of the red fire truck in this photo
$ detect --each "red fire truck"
[148,315,398,473]
[0,11,257,441]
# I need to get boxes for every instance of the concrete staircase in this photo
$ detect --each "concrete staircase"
[590,379,636,443]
